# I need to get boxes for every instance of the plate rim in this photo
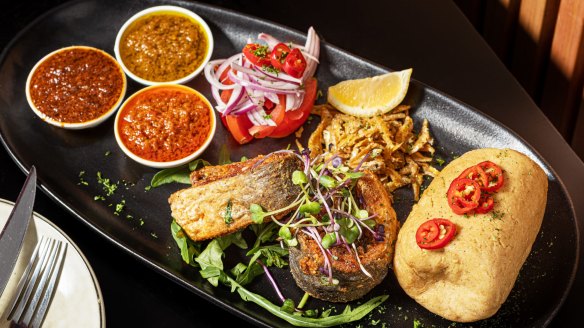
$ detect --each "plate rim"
[0,198,106,328]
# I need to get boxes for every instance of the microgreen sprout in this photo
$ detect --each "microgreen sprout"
[248,149,383,282]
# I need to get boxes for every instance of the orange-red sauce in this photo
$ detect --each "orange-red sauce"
[29,47,124,123]
[118,86,211,162]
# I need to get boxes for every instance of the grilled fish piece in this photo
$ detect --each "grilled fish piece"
[289,171,399,302]
[169,153,302,242]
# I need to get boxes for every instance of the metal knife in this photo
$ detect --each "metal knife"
[0,166,37,297]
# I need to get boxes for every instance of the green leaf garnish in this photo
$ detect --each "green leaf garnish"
[151,159,210,187]
[299,201,321,215]
[224,199,233,225]
[355,209,369,219]
[250,203,266,224]
[292,170,308,185]
[279,226,292,240]
[319,175,336,188]
[281,299,296,314]
[321,232,337,249]
[170,220,201,267]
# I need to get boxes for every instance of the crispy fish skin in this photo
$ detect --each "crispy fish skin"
[289,171,399,302]
[190,154,268,187]
[169,153,302,242]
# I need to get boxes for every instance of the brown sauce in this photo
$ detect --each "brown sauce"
[29,47,124,123]
[118,86,211,162]
[119,12,208,82]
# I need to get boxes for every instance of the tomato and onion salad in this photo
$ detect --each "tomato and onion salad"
[416,219,457,250]
[447,161,504,215]
[204,27,320,143]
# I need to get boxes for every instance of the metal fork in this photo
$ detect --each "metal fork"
[6,236,68,328]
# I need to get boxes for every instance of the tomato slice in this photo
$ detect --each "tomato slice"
[270,43,291,70]
[242,43,271,67]
[475,194,495,214]
[224,114,254,144]
[247,97,287,139]
[457,165,488,189]
[416,219,457,250]
[477,161,504,192]
[269,78,318,138]
[447,178,481,214]
[249,125,276,138]
[218,67,234,85]
[220,89,233,104]
[283,48,307,78]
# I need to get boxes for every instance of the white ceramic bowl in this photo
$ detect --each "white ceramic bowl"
[113,84,216,169]
[25,46,127,129]
[114,5,214,86]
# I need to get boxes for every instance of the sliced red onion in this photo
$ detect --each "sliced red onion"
[230,63,266,79]
[248,107,276,126]
[254,66,302,85]
[285,92,305,111]
[210,86,226,113]
[204,57,239,90]
[247,89,266,109]
[222,85,245,115]
[230,100,256,115]
[302,27,320,80]
[264,92,280,104]
[249,75,301,90]
[228,71,302,95]
[247,110,261,126]
[301,51,320,64]
[257,33,281,49]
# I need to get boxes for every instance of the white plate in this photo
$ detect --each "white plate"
[0,198,105,327]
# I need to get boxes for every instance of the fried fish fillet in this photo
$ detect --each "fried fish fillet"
[289,171,399,302]
[169,153,303,241]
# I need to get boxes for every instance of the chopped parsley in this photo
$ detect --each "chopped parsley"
[263,65,280,75]
[491,210,505,220]
[224,199,233,225]
[252,45,269,57]
[435,157,445,166]
[114,199,126,216]
[96,171,118,196]
[78,171,89,186]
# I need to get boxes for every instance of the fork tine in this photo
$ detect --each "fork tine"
[29,242,67,328]
[7,237,51,321]
[19,239,62,327]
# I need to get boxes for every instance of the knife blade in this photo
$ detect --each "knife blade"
[0,166,37,297]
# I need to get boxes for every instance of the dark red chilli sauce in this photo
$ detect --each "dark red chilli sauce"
[117,85,212,162]
[28,46,125,123]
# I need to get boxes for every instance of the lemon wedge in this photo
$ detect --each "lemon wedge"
[327,68,412,117]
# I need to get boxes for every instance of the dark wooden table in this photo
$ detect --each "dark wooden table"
[1,0,582,326]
